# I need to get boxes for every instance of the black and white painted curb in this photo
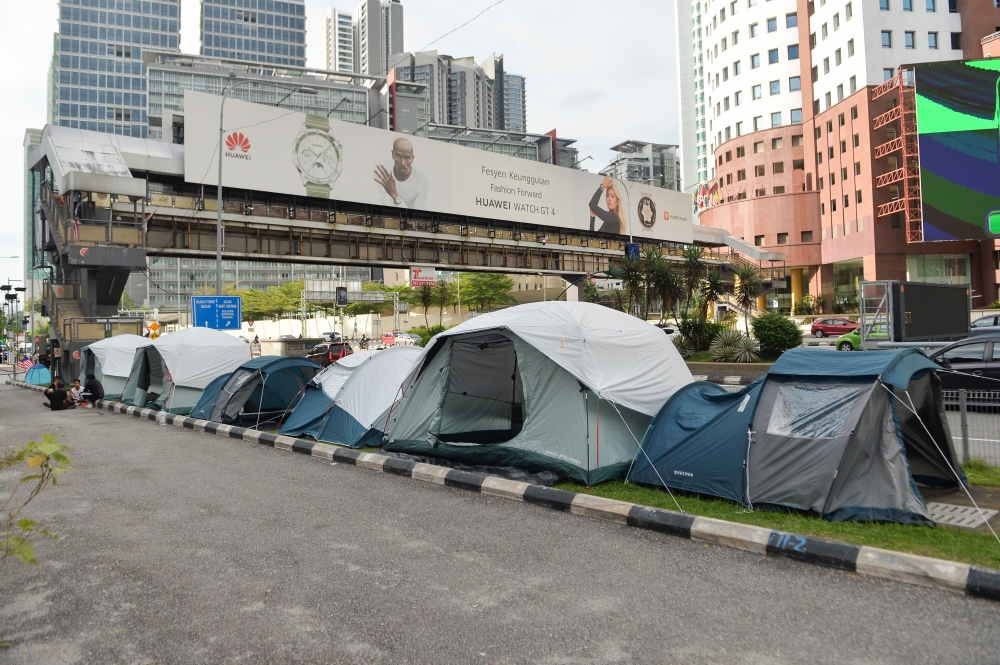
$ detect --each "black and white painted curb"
[11,379,1000,602]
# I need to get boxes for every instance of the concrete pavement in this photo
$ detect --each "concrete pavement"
[1,382,999,664]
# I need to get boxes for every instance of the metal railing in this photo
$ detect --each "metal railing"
[943,389,1000,466]
[40,183,143,249]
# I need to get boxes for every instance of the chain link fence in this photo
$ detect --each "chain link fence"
[942,390,1000,465]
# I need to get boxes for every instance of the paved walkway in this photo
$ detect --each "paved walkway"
[1,382,999,664]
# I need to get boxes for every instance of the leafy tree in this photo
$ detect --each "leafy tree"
[418,284,434,328]
[582,278,602,304]
[751,310,803,359]
[619,257,645,318]
[119,291,135,310]
[733,264,761,334]
[460,273,516,312]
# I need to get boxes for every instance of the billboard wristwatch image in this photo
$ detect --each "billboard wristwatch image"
[292,114,343,198]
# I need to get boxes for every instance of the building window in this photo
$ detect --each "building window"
[821,203,826,214]
[880,0,890,9]
[725,126,732,140]
[788,44,800,59]
[831,171,837,185]
[848,39,855,56]
[733,29,740,44]
[837,84,845,101]
[787,12,798,27]
[735,91,743,105]
[768,49,780,63]
[755,235,765,246]
[723,67,729,81]
[770,80,781,95]
[736,121,744,135]
[850,76,857,93]
[737,146,746,157]
[834,13,841,29]
[754,141,765,153]
[811,32,817,48]
[904,0,913,8]
[725,96,731,110]
[773,137,784,149]
[771,112,782,127]
[926,0,935,10]
[832,199,838,212]
[856,190,863,203]
[750,22,759,37]
[819,177,825,189]
[773,161,785,173]
[833,49,841,66]
[824,57,830,74]
[792,134,804,146]
[905,31,915,48]
[839,113,846,126]
[791,108,803,123]
[855,161,862,175]
[829,147,835,159]
[825,91,832,108]
[727,173,733,184]
[793,158,805,169]
[737,169,747,180]
[883,68,894,81]
[844,195,850,208]
[892,213,901,227]
[768,17,778,31]
[755,164,766,176]
[751,53,761,68]
[777,232,789,244]
[882,31,892,48]
[929,32,939,49]
[851,105,859,119]
[951,32,961,49]
[735,60,742,74]
[721,8,727,22]
[802,230,814,242]
[816,126,823,139]
[753,84,762,99]
[789,76,801,91]
[817,151,823,164]
[949,0,957,11]
[853,134,860,147]
[822,23,829,39]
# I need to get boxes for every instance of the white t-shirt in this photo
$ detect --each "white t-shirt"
[376,162,429,209]
[71,386,83,401]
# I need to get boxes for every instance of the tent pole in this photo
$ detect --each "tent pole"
[585,389,590,488]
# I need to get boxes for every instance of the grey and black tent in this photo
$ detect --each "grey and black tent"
[385,302,693,484]
[189,355,321,425]
[627,348,965,525]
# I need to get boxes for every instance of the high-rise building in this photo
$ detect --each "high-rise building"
[503,73,527,133]
[23,129,44,296]
[601,141,681,191]
[50,0,181,137]
[675,0,706,192]
[325,8,355,72]
[356,0,403,77]
[199,0,306,67]
[687,0,1000,309]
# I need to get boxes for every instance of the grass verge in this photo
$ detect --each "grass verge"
[964,458,1000,488]
[555,467,1000,569]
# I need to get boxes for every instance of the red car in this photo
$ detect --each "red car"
[382,331,408,347]
[811,318,859,338]
[305,341,354,367]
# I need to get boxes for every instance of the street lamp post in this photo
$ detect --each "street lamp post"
[216,78,317,295]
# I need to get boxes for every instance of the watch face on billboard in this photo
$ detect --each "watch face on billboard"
[637,196,656,229]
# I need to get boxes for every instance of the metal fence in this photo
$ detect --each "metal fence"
[942,390,1000,465]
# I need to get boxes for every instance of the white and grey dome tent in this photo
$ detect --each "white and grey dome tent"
[385,302,693,484]
[80,334,152,399]
[120,327,250,414]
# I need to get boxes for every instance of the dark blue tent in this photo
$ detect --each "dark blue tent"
[627,348,965,525]
[190,356,320,425]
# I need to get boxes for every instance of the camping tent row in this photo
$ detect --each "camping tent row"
[627,348,965,525]
[279,345,425,448]
[190,355,321,425]
[116,327,251,414]
[81,334,151,399]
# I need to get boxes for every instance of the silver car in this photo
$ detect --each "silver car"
[969,314,1000,337]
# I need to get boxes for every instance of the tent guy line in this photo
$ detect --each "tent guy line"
[10,377,1000,603]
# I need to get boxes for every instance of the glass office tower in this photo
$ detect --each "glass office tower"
[200,0,306,67]
[53,0,180,138]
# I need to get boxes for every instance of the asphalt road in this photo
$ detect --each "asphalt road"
[1,382,999,664]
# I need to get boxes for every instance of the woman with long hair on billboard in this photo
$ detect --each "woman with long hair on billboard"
[589,176,627,235]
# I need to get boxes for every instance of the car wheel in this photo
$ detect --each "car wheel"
[814,330,824,338]
[838,341,853,351]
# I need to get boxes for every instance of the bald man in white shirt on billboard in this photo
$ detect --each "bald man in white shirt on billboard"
[373,137,429,209]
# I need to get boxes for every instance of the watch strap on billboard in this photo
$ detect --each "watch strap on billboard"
[305,114,329,131]
[306,182,330,198]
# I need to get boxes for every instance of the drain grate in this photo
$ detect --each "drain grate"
[927,502,998,528]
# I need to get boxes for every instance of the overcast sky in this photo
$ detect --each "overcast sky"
[0,0,678,281]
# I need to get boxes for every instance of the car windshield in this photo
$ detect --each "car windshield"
[972,317,994,327]
[308,345,326,354]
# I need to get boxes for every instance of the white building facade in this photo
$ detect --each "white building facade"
[325,8,355,73]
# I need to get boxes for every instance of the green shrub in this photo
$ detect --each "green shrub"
[407,324,446,347]
[672,334,695,359]
[679,316,726,351]
[751,311,803,359]
[709,329,760,363]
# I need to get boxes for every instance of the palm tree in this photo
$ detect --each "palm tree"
[681,246,706,316]
[640,249,663,319]
[733,264,761,334]
[619,257,645,318]
[701,268,728,320]
[650,259,682,324]
[435,280,452,327]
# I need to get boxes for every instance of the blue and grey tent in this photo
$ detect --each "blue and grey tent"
[190,355,320,425]
[24,364,52,386]
[628,348,965,525]
[280,346,423,447]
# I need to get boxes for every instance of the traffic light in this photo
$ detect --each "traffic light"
[21,317,28,327]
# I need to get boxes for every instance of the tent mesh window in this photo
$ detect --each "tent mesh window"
[438,334,525,445]
[766,383,870,439]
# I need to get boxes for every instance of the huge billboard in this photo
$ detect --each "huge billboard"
[915,60,1000,240]
[183,91,693,243]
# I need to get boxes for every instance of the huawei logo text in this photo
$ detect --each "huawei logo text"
[225,132,252,160]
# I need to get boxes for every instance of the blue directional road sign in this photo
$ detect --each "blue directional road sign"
[191,296,242,330]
